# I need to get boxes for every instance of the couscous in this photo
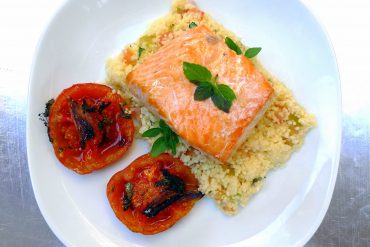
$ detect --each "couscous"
[106,0,315,215]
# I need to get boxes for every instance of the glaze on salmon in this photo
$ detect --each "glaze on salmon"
[127,26,273,163]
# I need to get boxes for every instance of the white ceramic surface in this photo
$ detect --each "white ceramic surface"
[27,0,341,246]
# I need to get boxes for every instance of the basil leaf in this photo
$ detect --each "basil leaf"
[142,128,162,137]
[151,137,168,157]
[138,47,145,58]
[211,93,232,113]
[225,37,242,55]
[244,47,262,58]
[194,82,213,101]
[182,62,237,113]
[189,22,198,28]
[218,84,236,102]
[183,62,212,84]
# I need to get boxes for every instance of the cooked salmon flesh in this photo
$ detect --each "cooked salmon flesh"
[127,25,274,163]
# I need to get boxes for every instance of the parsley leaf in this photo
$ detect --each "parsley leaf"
[189,22,198,28]
[159,119,167,129]
[160,120,179,155]
[142,128,162,137]
[244,47,262,58]
[138,47,145,58]
[183,62,212,84]
[144,120,179,157]
[151,136,168,157]
[225,37,242,55]
[167,131,179,155]
[183,62,237,113]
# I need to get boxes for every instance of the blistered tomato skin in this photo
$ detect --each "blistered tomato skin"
[106,153,203,235]
[48,83,134,174]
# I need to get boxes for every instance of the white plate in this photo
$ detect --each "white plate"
[27,0,341,246]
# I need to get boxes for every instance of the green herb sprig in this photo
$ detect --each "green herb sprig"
[183,62,236,113]
[225,37,242,55]
[142,119,179,157]
[189,22,198,28]
[225,37,262,58]
[138,47,145,59]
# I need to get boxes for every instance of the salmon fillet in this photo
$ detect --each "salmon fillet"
[127,25,273,163]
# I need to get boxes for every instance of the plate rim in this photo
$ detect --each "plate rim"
[26,0,342,246]
[294,1,342,245]
[26,1,77,246]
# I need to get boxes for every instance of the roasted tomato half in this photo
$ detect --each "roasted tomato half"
[48,83,134,174]
[107,153,203,235]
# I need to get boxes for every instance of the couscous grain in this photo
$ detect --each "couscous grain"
[105,0,315,215]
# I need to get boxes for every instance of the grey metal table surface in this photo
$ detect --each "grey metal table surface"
[0,0,369,246]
